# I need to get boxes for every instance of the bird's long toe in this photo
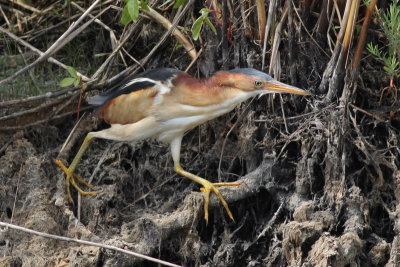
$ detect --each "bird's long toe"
[199,181,241,223]
[55,159,97,204]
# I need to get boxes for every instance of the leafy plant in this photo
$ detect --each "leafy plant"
[367,0,400,105]
[60,66,87,119]
[120,0,149,25]
[367,43,400,79]
[173,0,186,8]
[191,8,217,40]
[120,0,186,25]
[120,1,216,42]
[60,66,81,87]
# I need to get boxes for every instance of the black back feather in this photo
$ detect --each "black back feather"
[88,68,183,107]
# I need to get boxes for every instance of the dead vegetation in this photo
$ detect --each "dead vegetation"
[1,0,400,266]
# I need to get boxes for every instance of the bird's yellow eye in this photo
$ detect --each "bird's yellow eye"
[254,80,263,87]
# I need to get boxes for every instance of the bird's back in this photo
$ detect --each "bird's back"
[88,68,183,125]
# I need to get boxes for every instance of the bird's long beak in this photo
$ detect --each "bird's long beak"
[265,80,310,96]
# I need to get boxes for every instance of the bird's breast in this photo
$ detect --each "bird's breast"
[155,90,250,120]
[154,92,252,143]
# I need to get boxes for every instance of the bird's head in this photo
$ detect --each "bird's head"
[215,68,310,96]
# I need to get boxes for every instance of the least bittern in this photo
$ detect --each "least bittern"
[56,68,310,223]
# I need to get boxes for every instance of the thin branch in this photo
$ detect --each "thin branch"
[0,0,101,87]
[90,20,143,80]
[290,0,329,58]
[139,0,195,68]
[142,6,197,60]
[70,1,126,68]
[0,26,90,81]
[59,113,87,156]
[0,4,11,27]
[8,0,43,14]
[185,48,203,72]
[0,87,79,108]
[98,0,196,84]
[0,106,92,131]
[0,96,64,122]
[0,221,181,267]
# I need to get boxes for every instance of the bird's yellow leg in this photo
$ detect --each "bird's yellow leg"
[55,132,97,203]
[174,162,241,223]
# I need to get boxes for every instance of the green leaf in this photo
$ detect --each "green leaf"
[192,16,205,40]
[67,66,78,79]
[60,77,75,87]
[173,0,186,8]
[120,5,133,25]
[127,0,139,22]
[140,0,150,11]
[175,42,183,49]
[383,66,392,75]
[199,8,209,14]
[73,78,80,87]
[204,16,217,35]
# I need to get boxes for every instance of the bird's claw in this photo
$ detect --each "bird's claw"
[199,181,242,224]
[55,159,97,204]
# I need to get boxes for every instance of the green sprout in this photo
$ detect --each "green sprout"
[367,0,400,105]
[191,8,217,41]
[60,66,82,88]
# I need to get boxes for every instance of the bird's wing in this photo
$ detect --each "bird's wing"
[89,68,183,125]
[88,68,183,106]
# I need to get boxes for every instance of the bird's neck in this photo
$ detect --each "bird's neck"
[173,74,255,107]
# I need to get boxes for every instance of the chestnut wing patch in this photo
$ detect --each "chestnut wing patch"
[88,68,183,124]
[99,88,158,124]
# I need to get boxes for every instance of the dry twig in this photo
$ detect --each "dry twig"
[0,0,101,87]
[0,221,181,267]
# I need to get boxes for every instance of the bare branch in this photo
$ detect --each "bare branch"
[0,221,181,267]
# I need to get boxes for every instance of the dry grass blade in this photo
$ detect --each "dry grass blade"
[261,0,277,71]
[318,0,354,98]
[352,0,378,71]
[342,0,361,67]
[255,0,266,42]
[269,5,288,78]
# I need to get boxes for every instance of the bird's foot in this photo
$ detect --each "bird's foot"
[199,180,241,224]
[55,159,97,204]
